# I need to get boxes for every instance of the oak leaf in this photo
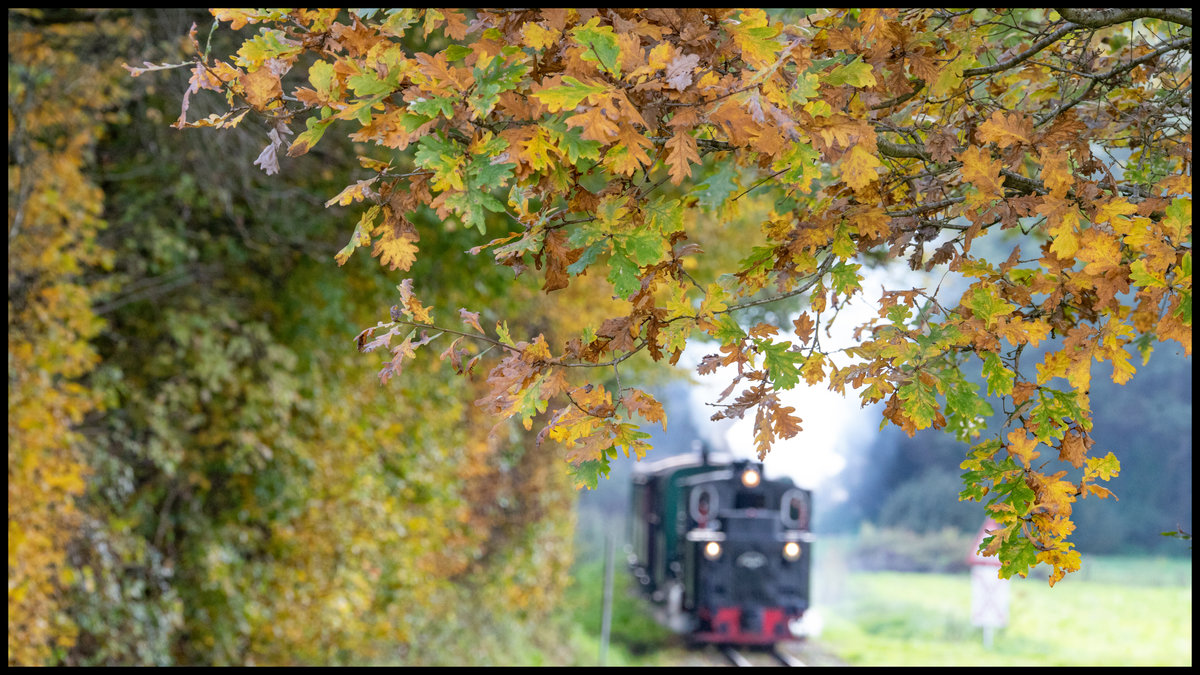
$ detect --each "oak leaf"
[565,106,619,143]
[664,52,700,91]
[977,110,1033,148]
[622,389,666,430]
[1006,428,1041,468]
[1058,430,1089,469]
[837,145,883,192]
[372,224,418,271]
[958,146,1005,197]
[664,131,700,185]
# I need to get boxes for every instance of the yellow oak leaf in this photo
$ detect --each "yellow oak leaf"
[1035,349,1070,384]
[801,353,825,386]
[930,51,966,97]
[522,334,553,363]
[646,41,674,71]
[325,177,380,208]
[519,127,557,171]
[1105,342,1136,385]
[1078,230,1122,276]
[1085,451,1121,481]
[521,21,561,50]
[852,206,891,241]
[957,145,1005,197]
[1038,148,1074,196]
[1093,197,1138,226]
[372,229,418,271]
[1047,208,1082,259]
[1038,546,1081,587]
[837,145,883,192]
[1065,345,1094,391]
[1036,473,1078,519]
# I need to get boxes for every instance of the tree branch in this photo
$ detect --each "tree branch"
[720,255,836,314]
[870,79,926,110]
[1054,8,1191,29]
[93,265,224,316]
[962,23,1077,77]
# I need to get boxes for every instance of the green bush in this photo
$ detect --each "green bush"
[849,524,976,573]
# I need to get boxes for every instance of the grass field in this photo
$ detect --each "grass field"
[814,552,1192,666]
[563,538,1191,666]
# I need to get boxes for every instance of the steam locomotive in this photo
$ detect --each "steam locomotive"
[627,447,813,645]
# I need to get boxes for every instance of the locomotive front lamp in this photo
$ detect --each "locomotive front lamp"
[783,541,802,561]
[704,541,722,560]
[741,468,761,488]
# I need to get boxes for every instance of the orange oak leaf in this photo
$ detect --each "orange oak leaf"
[239,64,283,110]
[665,130,700,185]
[1006,428,1041,468]
[1058,430,1089,469]
[565,106,619,142]
[977,110,1033,148]
[622,388,667,430]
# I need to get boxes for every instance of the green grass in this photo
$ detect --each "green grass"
[561,555,681,665]
[561,531,1191,666]
[817,557,1192,665]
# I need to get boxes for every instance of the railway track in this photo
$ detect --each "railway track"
[719,645,806,667]
[667,638,844,667]
[770,647,806,667]
[720,646,754,667]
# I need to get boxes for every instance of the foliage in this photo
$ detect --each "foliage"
[93,54,574,667]
[8,10,131,665]
[160,7,1191,587]
[842,335,1190,556]
[10,8,582,665]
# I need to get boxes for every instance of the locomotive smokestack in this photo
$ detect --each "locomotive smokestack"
[693,439,708,465]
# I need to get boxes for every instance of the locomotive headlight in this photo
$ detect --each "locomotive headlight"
[704,541,722,560]
[741,468,761,488]
[783,541,802,561]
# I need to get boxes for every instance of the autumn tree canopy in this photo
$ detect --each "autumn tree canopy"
[148,8,1193,586]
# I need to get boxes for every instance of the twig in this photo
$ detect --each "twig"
[721,255,836,314]
[732,165,789,201]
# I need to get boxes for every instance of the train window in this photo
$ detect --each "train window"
[780,488,810,529]
[734,491,766,509]
[689,485,718,527]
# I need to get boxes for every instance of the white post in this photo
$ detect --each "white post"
[970,565,1010,648]
[966,519,1010,649]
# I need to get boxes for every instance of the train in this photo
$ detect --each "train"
[627,446,814,645]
